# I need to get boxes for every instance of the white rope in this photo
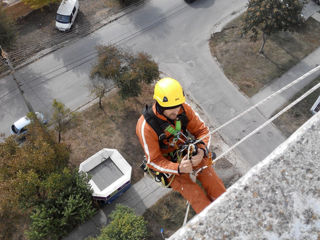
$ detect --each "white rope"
[183,201,191,226]
[194,65,320,145]
[213,81,320,163]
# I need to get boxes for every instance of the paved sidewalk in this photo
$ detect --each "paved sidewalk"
[251,47,320,118]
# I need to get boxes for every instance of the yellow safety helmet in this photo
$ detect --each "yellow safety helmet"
[153,77,185,107]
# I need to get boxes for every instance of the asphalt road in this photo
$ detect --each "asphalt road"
[0,0,286,173]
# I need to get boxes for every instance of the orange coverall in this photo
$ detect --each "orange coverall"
[136,103,226,213]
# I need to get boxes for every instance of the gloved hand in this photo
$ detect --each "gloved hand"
[179,155,193,173]
[190,148,204,166]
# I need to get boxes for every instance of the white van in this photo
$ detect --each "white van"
[55,0,79,32]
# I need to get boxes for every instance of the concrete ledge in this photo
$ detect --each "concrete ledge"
[170,112,320,240]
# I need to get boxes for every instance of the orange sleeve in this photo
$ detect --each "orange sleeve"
[183,103,211,148]
[136,116,180,175]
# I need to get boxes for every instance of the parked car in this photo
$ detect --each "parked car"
[10,112,47,136]
[55,0,79,32]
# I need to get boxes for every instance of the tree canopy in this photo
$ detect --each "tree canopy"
[26,169,95,240]
[91,45,159,99]
[0,118,69,210]
[0,117,94,240]
[242,0,304,54]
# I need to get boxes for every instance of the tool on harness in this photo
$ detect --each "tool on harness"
[140,157,175,187]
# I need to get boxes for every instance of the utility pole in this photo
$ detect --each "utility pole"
[0,45,34,113]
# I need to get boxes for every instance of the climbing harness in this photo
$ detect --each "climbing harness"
[140,136,204,188]
[141,104,214,188]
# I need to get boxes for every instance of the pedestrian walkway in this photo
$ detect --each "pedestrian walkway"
[251,46,320,118]
[251,5,320,118]
[63,176,171,240]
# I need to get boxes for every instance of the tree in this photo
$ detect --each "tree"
[0,7,16,48]
[22,0,60,9]
[0,120,70,210]
[51,99,77,143]
[91,204,148,240]
[0,120,96,240]
[90,78,113,110]
[242,0,304,54]
[26,169,95,240]
[0,121,70,239]
[91,45,159,100]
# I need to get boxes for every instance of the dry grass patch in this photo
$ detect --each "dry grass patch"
[210,16,320,97]
[63,83,154,184]
[272,77,320,137]
[143,191,196,240]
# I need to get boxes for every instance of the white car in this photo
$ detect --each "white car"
[10,112,47,136]
[55,0,79,32]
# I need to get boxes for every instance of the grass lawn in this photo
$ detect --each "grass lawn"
[272,77,320,137]
[210,15,320,97]
[63,83,154,184]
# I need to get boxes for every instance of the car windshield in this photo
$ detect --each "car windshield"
[11,125,19,134]
[56,14,71,23]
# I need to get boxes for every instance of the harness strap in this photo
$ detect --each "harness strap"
[142,104,188,149]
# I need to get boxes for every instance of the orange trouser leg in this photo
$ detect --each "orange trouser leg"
[197,166,226,201]
[170,174,211,214]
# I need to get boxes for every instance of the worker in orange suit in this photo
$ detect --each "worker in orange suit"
[136,77,226,213]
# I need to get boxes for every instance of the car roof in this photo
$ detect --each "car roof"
[13,116,30,130]
[57,0,77,15]
[12,112,43,130]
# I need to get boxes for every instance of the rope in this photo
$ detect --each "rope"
[183,201,191,226]
[212,81,320,163]
[193,65,320,146]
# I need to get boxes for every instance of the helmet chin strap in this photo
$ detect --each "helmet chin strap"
[155,102,165,114]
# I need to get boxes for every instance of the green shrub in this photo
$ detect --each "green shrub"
[93,205,148,240]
